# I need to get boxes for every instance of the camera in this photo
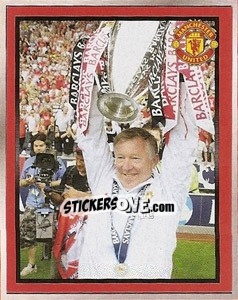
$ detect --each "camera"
[33,153,59,184]
[32,152,65,207]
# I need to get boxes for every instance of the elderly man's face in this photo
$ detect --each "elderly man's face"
[114,137,158,190]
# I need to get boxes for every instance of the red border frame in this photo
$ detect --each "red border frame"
[6,5,233,294]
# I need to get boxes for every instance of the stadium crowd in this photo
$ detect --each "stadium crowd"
[19,20,216,163]
[19,20,99,156]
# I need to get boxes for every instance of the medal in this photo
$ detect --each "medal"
[146,191,154,200]
[115,263,128,277]
[111,180,151,277]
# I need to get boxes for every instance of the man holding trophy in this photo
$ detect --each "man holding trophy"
[65,20,214,279]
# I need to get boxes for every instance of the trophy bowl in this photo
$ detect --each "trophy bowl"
[97,92,139,123]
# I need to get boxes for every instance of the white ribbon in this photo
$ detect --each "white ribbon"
[184,65,215,134]
[77,27,110,134]
[163,21,214,135]
[163,21,180,134]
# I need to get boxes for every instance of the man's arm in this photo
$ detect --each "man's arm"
[160,83,199,212]
[19,156,35,187]
[20,176,35,187]
[62,185,91,199]
[77,87,114,195]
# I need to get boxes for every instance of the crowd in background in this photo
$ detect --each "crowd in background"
[19,20,216,164]
[19,20,99,156]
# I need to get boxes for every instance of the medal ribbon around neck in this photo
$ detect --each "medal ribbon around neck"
[110,179,150,264]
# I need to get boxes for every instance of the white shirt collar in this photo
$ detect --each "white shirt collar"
[112,171,154,194]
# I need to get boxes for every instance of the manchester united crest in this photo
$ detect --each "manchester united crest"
[172,20,218,65]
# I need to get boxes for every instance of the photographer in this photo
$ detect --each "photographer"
[19,133,66,277]
[59,148,89,193]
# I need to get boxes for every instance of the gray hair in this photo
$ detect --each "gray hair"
[113,127,158,156]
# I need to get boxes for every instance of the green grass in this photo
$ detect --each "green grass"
[20,243,56,280]
[172,239,216,279]
[19,239,216,280]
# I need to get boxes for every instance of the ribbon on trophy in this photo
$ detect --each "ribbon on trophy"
[96,53,111,95]
[69,20,214,135]
[147,21,170,128]
[161,21,180,135]
[75,25,112,134]
[68,34,89,110]
[174,19,214,134]
[183,65,214,134]
[124,22,168,100]
[161,21,214,135]
[95,21,118,96]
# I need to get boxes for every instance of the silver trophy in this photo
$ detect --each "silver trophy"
[97,21,159,123]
